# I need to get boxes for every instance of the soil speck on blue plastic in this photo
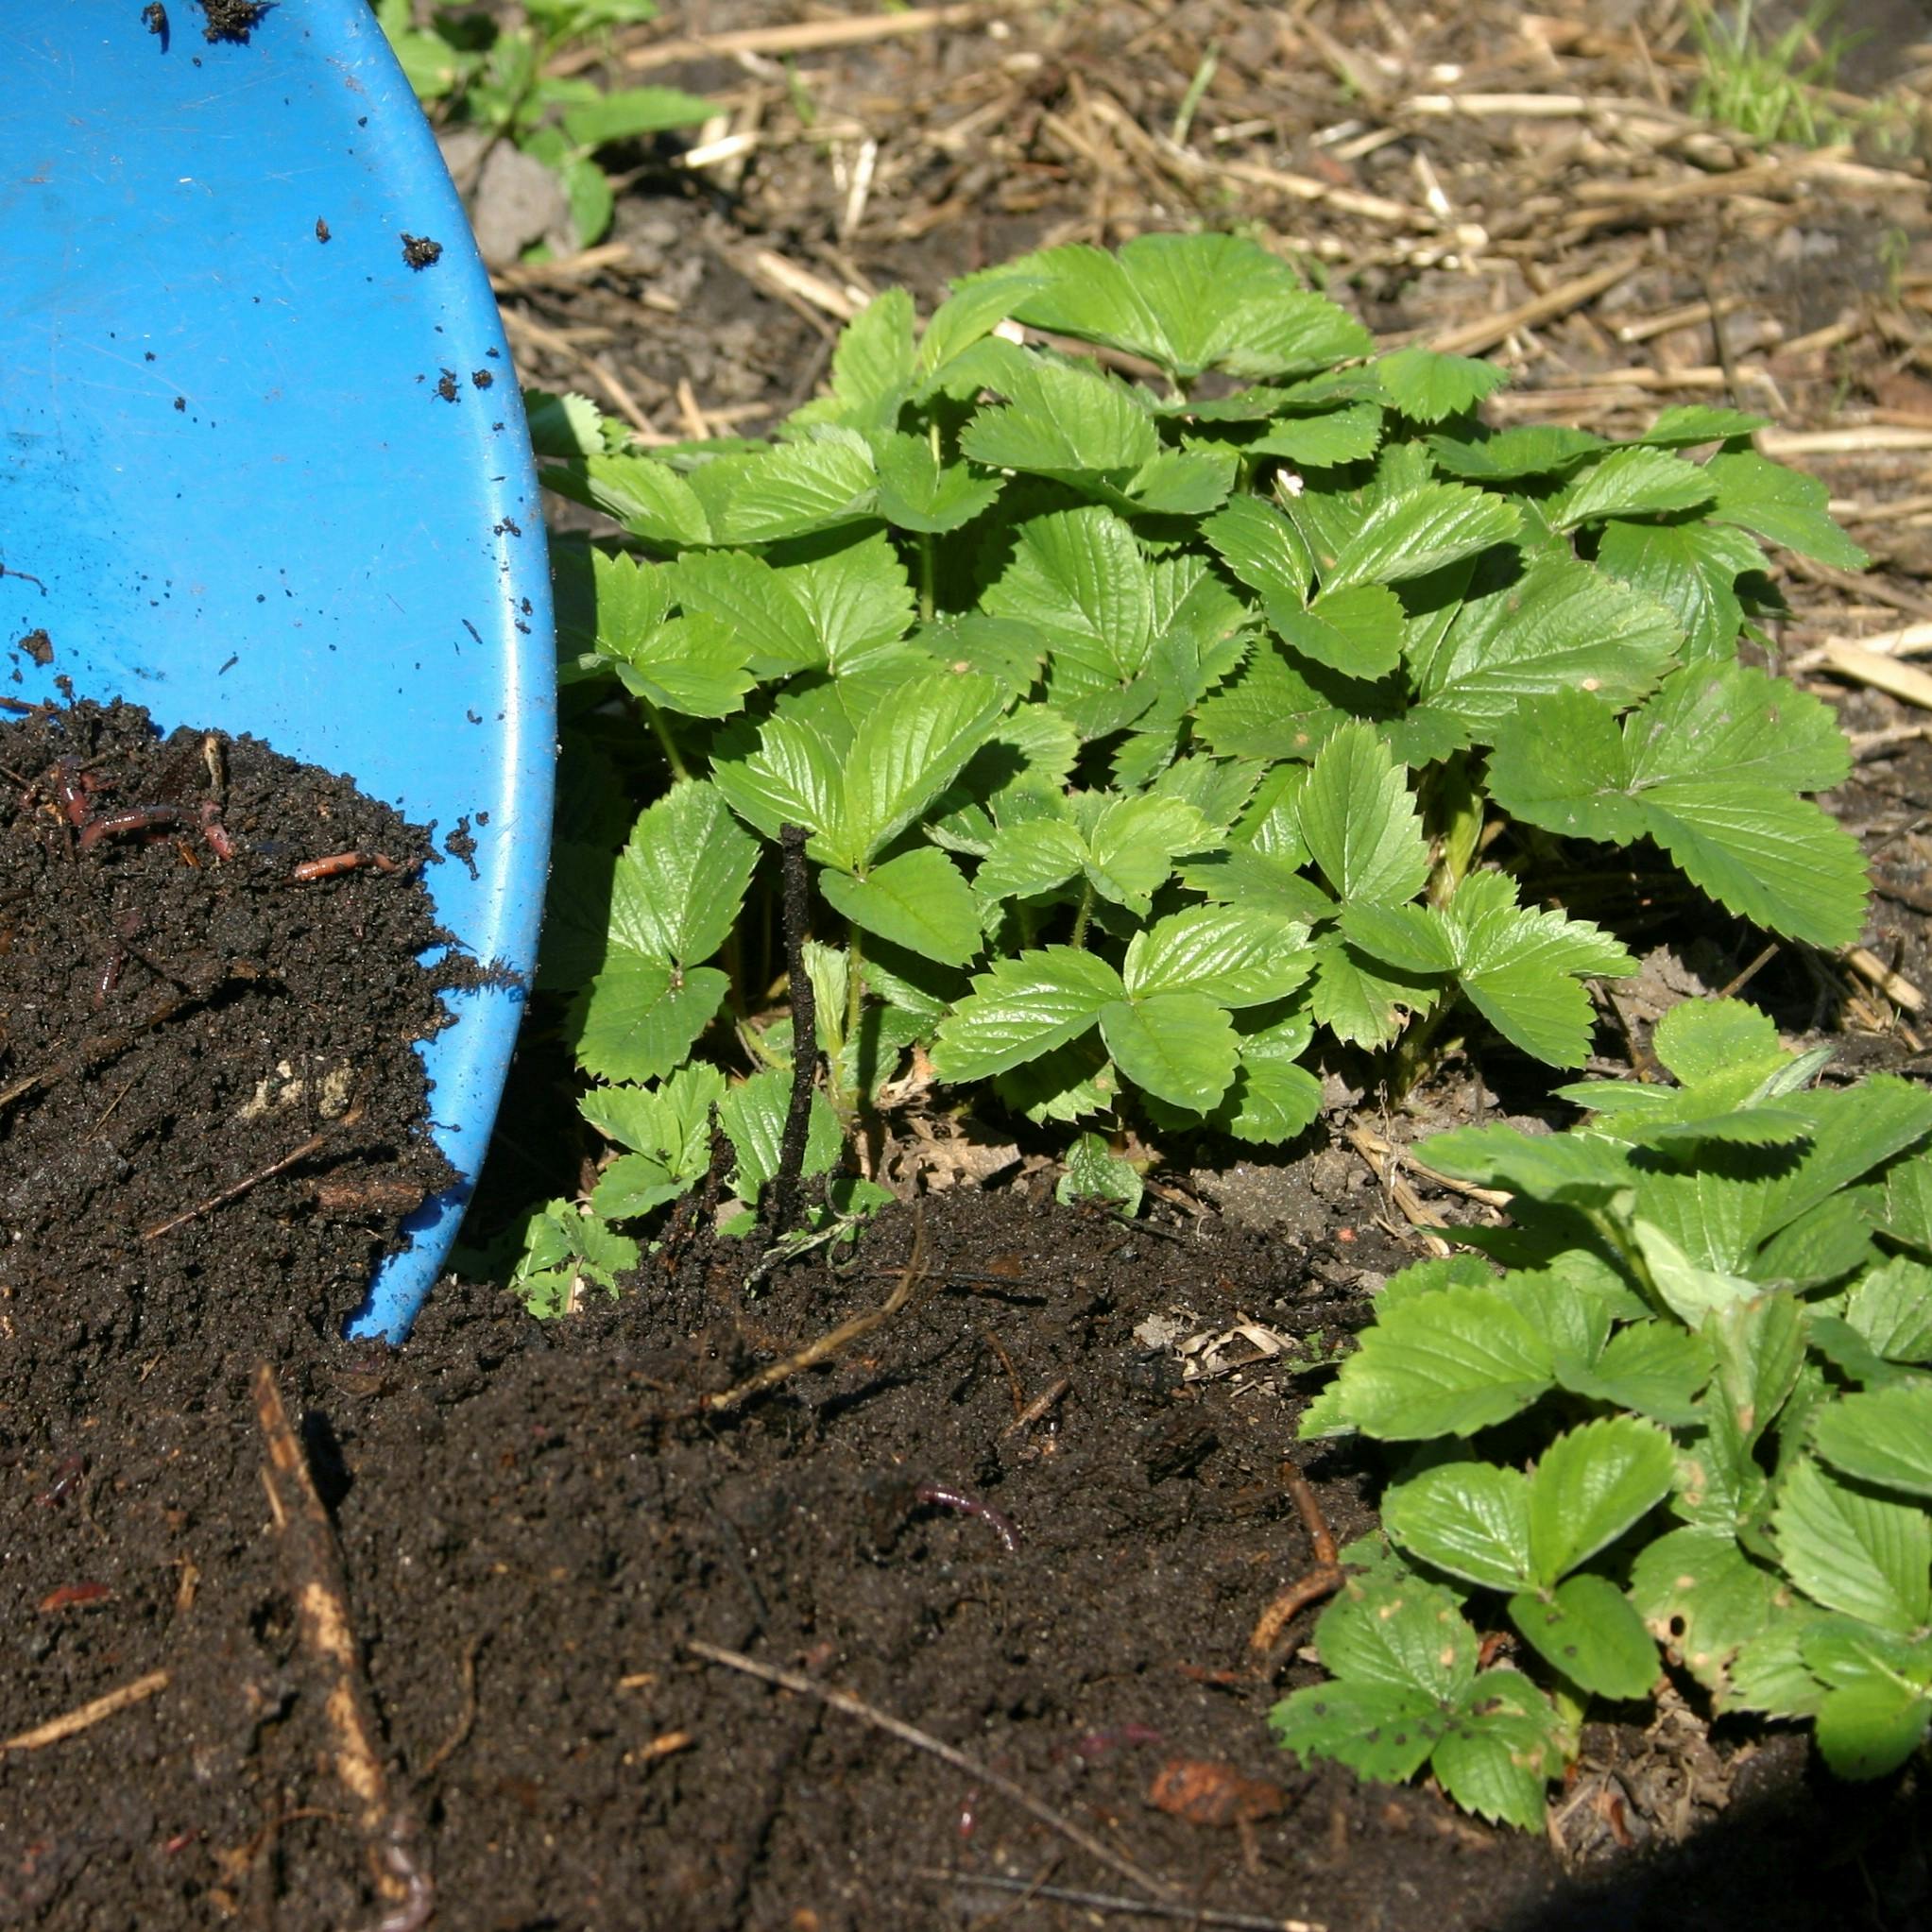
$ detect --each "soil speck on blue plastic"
[401,232,444,271]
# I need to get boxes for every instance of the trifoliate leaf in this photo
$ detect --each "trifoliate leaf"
[1056,1130,1144,1214]
[1204,495,1313,616]
[1550,447,1717,529]
[1376,347,1510,423]
[1297,721,1429,906]
[1217,1004,1323,1144]
[1773,1456,1932,1634]
[1558,1321,1714,1428]
[819,847,984,966]
[931,947,1125,1082]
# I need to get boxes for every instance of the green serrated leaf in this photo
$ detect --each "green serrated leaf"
[1376,347,1510,423]
[1527,1415,1677,1584]
[1056,1129,1145,1214]
[1307,1287,1555,1440]
[717,1066,842,1200]
[820,847,983,966]
[1323,483,1521,590]
[1774,1456,1932,1633]
[1420,554,1682,739]
[1101,992,1239,1112]
[607,782,760,966]
[1550,447,1717,530]
[1630,1525,1783,1704]
[1431,1677,1564,1830]
[1122,904,1313,1007]
[873,432,1004,532]
[561,84,713,147]
[1707,450,1869,570]
[1298,721,1428,907]
[931,947,1125,1082]
[1083,794,1217,912]
[1812,1380,1932,1500]
[1597,517,1763,664]
[1384,1460,1533,1592]
[1510,1575,1659,1701]
[571,959,729,1085]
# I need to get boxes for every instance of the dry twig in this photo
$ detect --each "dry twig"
[254,1363,427,1922]
[1248,1463,1344,1657]
[696,1207,928,1415]
[1,1670,169,1755]
[689,1640,1177,1903]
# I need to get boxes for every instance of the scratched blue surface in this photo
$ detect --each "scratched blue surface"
[0,0,556,1339]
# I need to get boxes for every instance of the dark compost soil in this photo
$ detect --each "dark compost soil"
[1,692,1924,1932]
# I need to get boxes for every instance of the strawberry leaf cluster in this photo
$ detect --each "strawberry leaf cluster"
[521,230,1867,1267]
[1276,1000,1932,1822]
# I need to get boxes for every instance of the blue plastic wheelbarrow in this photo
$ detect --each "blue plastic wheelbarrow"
[2,1,556,1339]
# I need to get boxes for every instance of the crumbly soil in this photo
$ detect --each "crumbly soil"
[9,1,1932,1926]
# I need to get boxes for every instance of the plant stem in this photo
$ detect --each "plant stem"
[1069,882,1096,950]
[918,533,935,624]
[764,825,818,1241]
[1387,988,1462,1103]
[641,699,690,782]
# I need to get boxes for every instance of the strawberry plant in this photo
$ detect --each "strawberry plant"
[1275,999,1932,1824]
[374,0,712,246]
[516,230,1870,1291]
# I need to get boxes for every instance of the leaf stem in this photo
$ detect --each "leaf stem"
[641,699,690,782]
[1069,882,1096,950]
[918,533,936,624]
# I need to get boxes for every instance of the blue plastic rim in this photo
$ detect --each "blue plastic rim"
[2,2,556,1340]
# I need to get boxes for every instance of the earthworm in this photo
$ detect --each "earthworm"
[198,799,235,861]
[77,804,180,849]
[372,1837,434,1932]
[914,1480,1019,1553]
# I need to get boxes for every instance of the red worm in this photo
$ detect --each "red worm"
[914,1480,1020,1553]
[77,805,181,850]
